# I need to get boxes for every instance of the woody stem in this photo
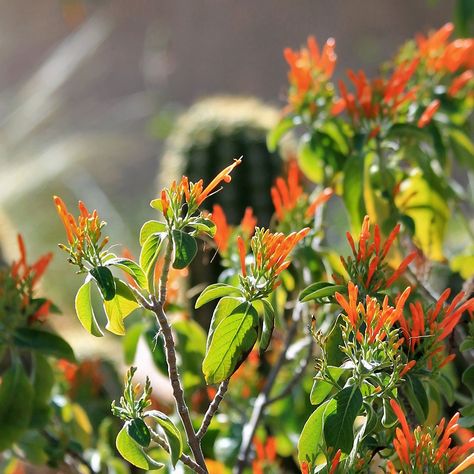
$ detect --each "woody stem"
[151,238,207,472]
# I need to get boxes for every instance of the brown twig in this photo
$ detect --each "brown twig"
[234,302,307,473]
[152,431,207,474]
[151,238,208,472]
[197,378,230,440]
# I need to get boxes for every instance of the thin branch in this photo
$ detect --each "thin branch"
[265,335,314,406]
[151,431,207,474]
[234,302,305,474]
[197,378,230,440]
[151,238,208,472]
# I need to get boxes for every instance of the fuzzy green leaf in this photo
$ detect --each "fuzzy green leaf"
[91,266,116,301]
[203,302,258,384]
[140,220,167,246]
[148,411,183,467]
[107,258,147,289]
[172,230,198,269]
[195,283,241,309]
[104,280,139,335]
[13,328,75,362]
[116,427,164,470]
[324,386,363,453]
[75,279,104,337]
[310,366,346,405]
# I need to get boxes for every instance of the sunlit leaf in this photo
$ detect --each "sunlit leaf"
[91,266,116,301]
[104,280,139,336]
[75,279,104,337]
[195,283,241,309]
[203,302,258,384]
[148,411,183,467]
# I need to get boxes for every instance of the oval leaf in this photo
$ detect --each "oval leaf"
[203,302,258,384]
[207,296,243,351]
[140,220,167,245]
[298,399,336,466]
[195,283,241,309]
[324,386,363,453]
[148,410,183,467]
[75,280,104,337]
[13,328,75,362]
[0,362,34,451]
[310,366,346,405]
[127,418,151,448]
[258,299,275,355]
[300,283,347,303]
[172,230,197,269]
[91,266,116,301]
[116,426,164,470]
[107,258,147,289]
[104,280,140,335]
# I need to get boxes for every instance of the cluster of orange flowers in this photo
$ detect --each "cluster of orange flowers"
[270,160,333,225]
[159,158,242,217]
[334,60,420,136]
[8,235,53,324]
[252,436,277,474]
[210,204,256,254]
[54,196,109,269]
[388,400,474,473]
[284,36,337,112]
[238,227,309,292]
[399,288,474,370]
[339,216,417,293]
[335,281,411,347]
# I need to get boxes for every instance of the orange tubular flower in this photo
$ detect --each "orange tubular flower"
[54,196,108,269]
[416,22,474,74]
[417,99,440,128]
[284,36,337,112]
[335,282,411,344]
[329,449,342,474]
[210,204,256,255]
[340,216,417,292]
[271,160,333,224]
[252,437,277,474]
[398,288,474,370]
[335,60,418,136]
[389,400,474,473]
[196,158,242,205]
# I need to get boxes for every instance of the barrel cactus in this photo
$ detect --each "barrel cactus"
[158,96,291,320]
[158,95,289,226]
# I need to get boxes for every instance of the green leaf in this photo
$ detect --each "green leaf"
[91,266,116,301]
[172,230,197,269]
[104,279,139,336]
[405,376,429,423]
[30,354,54,428]
[462,366,474,396]
[310,366,346,405]
[140,232,165,273]
[203,302,258,384]
[326,315,345,366]
[123,323,145,365]
[191,217,217,238]
[297,134,325,183]
[258,299,275,354]
[148,411,183,467]
[127,418,151,448]
[343,155,366,231]
[140,220,167,245]
[382,397,398,428]
[298,399,336,466]
[206,297,243,351]
[300,283,347,303]
[267,116,294,152]
[449,128,474,170]
[107,258,147,289]
[116,426,164,470]
[13,328,75,361]
[0,362,34,451]
[195,283,241,308]
[324,386,363,453]
[75,280,104,337]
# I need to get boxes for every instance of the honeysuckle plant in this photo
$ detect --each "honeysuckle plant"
[2,20,473,474]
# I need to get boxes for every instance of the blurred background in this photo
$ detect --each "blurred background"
[0,0,460,359]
